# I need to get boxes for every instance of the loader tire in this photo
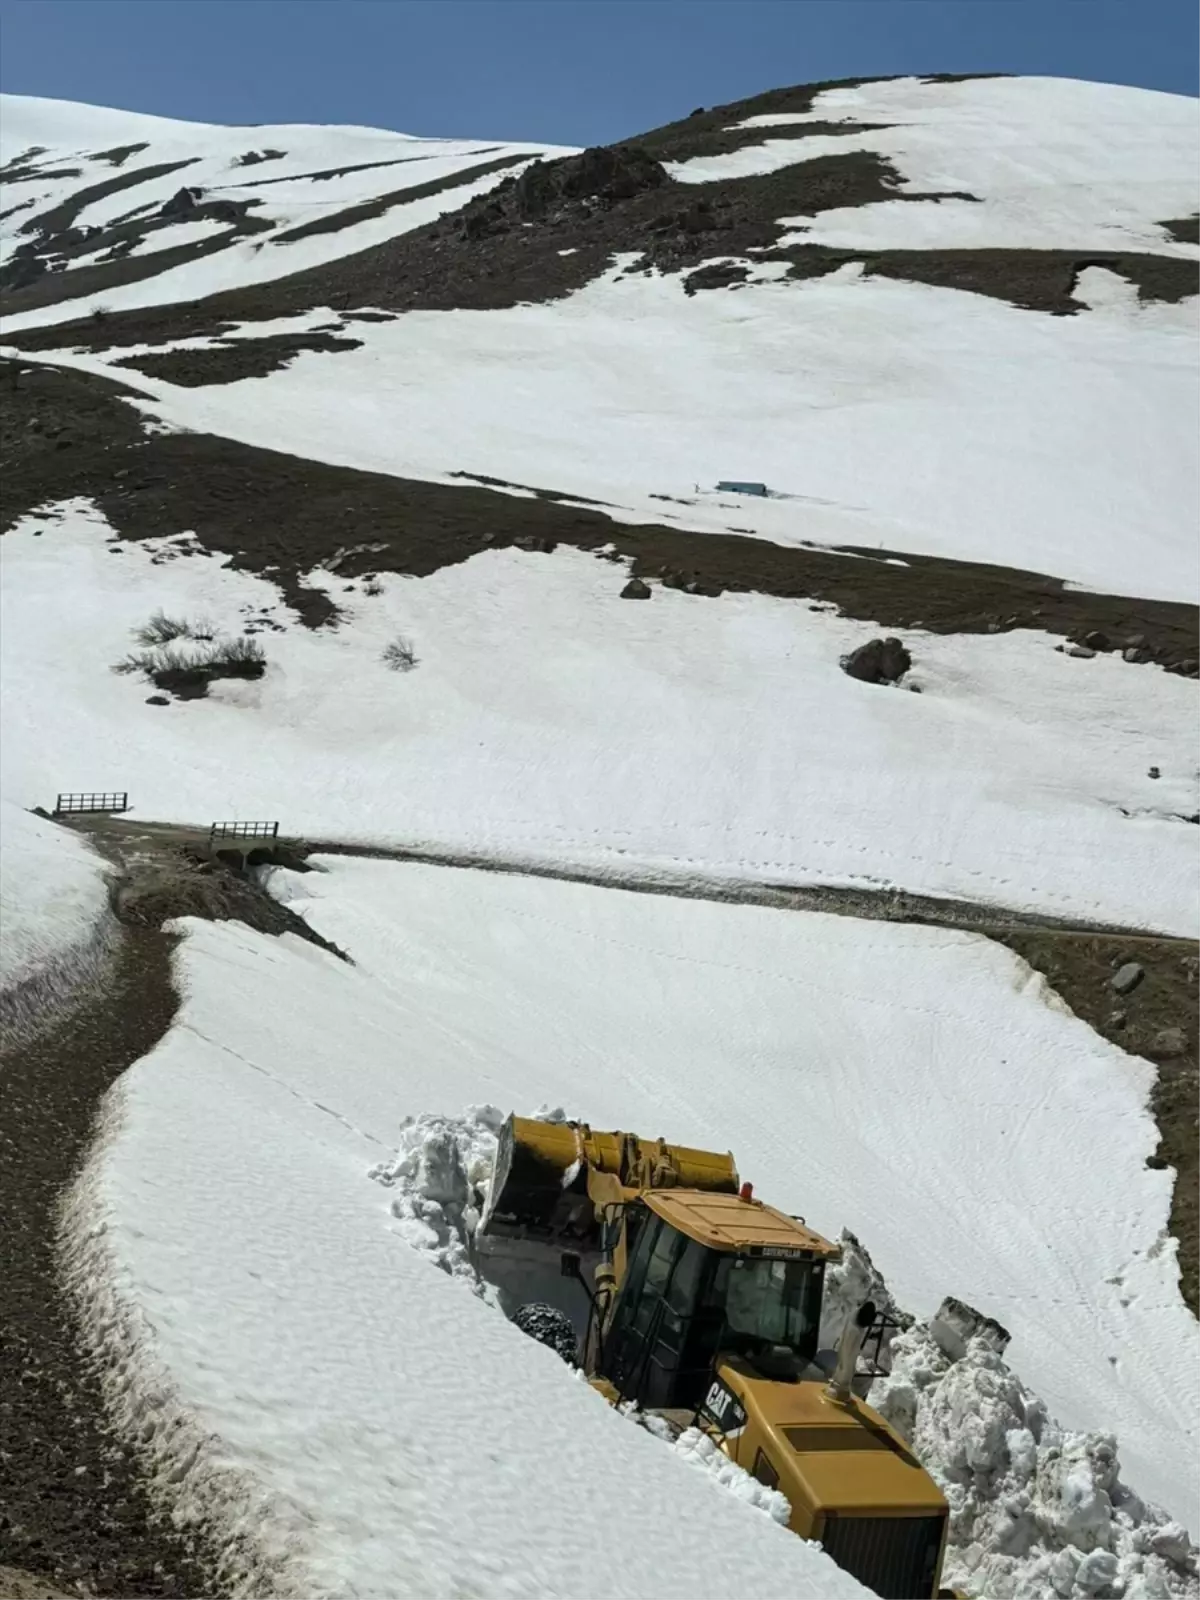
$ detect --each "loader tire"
[512,1302,578,1366]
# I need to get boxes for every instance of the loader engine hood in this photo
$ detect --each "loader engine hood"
[702,1362,948,1597]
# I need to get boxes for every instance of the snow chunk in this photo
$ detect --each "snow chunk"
[671,1425,792,1525]
[872,1314,1199,1599]
[368,1105,503,1287]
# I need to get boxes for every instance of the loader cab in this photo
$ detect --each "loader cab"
[596,1191,837,1413]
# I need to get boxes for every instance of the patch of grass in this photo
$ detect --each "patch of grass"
[130,609,215,647]
[112,633,266,698]
[382,634,418,672]
[212,635,266,668]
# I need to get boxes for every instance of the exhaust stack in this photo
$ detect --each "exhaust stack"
[825,1299,876,1403]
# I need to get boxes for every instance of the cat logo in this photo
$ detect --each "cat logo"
[700,1376,747,1440]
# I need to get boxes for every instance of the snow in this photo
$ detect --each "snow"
[65,909,869,1600]
[0,798,111,993]
[871,1322,1198,1598]
[3,503,1196,934]
[673,76,1199,257]
[669,1426,794,1525]
[60,852,1199,1593]
[0,799,115,1050]
[4,79,1195,600]
[68,250,1195,604]
[0,92,570,330]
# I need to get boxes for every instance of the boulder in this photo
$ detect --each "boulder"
[1081,630,1111,652]
[1148,1026,1187,1059]
[1067,645,1095,659]
[841,637,912,685]
[1110,962,1145,996]
[0,253,47,292]
[620,577,651,599]
[159,186,200,220]
[507,144,668,223]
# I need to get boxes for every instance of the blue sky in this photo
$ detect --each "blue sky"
[0,0,1195,142]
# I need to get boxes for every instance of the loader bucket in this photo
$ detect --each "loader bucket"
[479,1114,738,1246]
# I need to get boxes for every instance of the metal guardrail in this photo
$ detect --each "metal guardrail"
[54,791,130,816]
[208,820,280,845]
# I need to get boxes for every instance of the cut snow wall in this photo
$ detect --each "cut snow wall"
[0,803,119,1052]
[376,1108,1200,1600]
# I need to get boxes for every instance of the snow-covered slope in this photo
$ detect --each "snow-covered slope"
[3,502,1196,933]
[0,797,116,1053]
[104,255,1197,601]
[2,74,1197,596]
[672,75,1198,252]
[0,93,568,317]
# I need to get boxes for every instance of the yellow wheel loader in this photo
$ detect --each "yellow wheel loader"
[478,1115,960,1600]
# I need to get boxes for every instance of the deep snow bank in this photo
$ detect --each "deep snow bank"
[62,858,1197,1595]
[0,800,115,1047]
[66,917,868,1600]
[278,857,1198,1518]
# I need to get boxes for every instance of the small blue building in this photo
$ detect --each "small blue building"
[716,480,769,497]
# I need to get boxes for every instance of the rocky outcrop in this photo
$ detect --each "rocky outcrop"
[841,636,912,685]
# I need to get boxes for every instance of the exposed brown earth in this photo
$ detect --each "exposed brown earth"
[0,922,226,1596]
[113,327,364,385]
[0,152,281,312]
[271,150,532,242]
[3,357,1197,673]
[89,142,152,168]
[758,243,1198,313]
[16,157,201,240]
[226,151,429,187]
[1161,214,1199,246]
[0,1565,73,1598]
